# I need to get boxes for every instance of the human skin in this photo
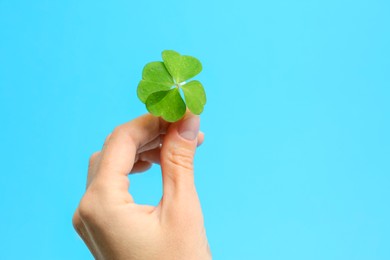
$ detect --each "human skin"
[72,113,211,260]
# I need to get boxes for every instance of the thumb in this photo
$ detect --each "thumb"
[160,113,200,199]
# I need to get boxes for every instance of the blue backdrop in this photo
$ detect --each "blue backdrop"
[0,0,389,259]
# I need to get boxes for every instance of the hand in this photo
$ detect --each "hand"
[72,113,211,260]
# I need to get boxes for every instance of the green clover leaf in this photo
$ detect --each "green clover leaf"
[137,50,206,122]
[162,50,202,83]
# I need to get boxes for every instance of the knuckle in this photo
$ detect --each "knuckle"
[112,126,137,147]
[166,146,194,172]
[111,127,122,142]
[104,133,112,144]
[77,195,96,222]
[112,125,124,136]
[89,152,100,165]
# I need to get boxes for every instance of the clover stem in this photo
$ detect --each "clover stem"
[176,81,187,88]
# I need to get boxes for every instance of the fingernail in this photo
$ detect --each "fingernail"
[178,115,200,141]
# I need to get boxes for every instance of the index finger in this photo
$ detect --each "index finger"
[98,114,169,178]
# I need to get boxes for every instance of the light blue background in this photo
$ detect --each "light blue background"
[1,0,389,259]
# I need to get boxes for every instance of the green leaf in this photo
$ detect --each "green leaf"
[137,50,206,122]
[142,61,174,84]
[181,80,207,115]
[137,80,172,103]
[162,50,202,83]
[145,88,186,122]
[137,62,174,103]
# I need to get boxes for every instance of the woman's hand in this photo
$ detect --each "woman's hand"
[72,113,211,260]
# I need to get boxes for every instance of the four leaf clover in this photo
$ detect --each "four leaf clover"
[137,50,206,122]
